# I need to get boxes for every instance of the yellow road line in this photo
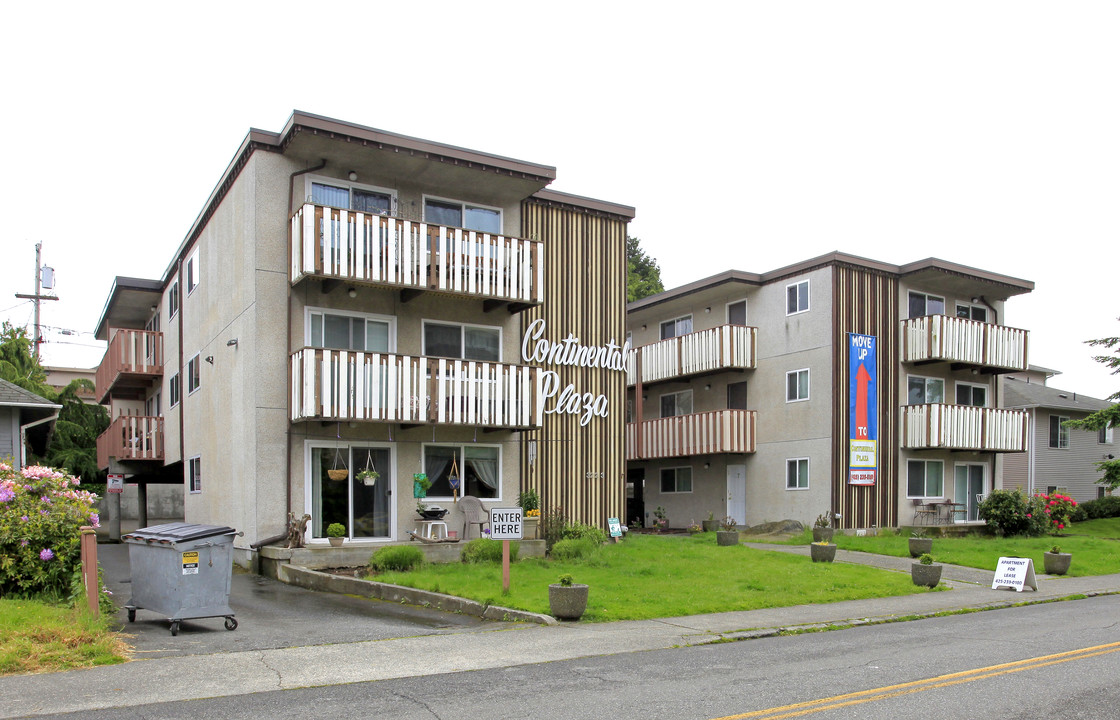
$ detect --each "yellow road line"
[714,641,1120,720]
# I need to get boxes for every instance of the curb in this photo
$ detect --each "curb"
[280,564,557,625]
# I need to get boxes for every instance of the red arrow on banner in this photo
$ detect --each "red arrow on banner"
[855,363,870,439]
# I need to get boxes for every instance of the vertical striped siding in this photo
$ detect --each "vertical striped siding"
[832,266,899,530]
[520,200,628,530]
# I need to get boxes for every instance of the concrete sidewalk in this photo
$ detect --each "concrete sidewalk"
[3,542,1118,718]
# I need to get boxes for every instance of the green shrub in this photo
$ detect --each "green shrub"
[1079,495,1120,519]
[370,545,425,572]
[561,522,608,545]
[542,505,567,551]
[460,538,519,563]
[550,537,600,562]
[978,489,1047,537]
[1037,492,1077,533]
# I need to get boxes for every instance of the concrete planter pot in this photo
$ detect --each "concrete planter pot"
[810,543,837,562]
[523,517,539,540]
[908,537,933,558]
[812,527,834,543]
[702,520,720,533]
[548,584,589,620]
[327,537,344,548]
[1043,552,1072,575]
[716,530,740,546]
[911,562,942,587]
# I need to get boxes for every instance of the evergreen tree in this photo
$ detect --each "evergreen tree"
[1067,319,1120,490]
[627,237,665,302]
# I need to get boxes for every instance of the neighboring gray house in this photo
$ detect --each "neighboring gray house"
[1001,375,1117,502]
[0,378,60,469]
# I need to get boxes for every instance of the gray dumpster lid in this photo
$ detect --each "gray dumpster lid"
[123,522,237,544]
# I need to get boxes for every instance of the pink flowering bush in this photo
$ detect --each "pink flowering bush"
[1036,492,1077,534]
[0,460,100,598]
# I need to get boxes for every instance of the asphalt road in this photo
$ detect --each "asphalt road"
[27,593,1120,719]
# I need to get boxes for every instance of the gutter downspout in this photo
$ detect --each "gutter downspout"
[20,411,60,468]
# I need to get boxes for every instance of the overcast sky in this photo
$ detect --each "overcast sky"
[1,1,1116,400]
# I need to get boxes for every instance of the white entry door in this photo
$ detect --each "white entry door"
[726,464,746,525]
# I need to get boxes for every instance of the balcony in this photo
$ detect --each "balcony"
[290,203,543,310]
[626,409,756,460]
[900,404,1028,452]
[95,328,163,403]
[627,324,757,386]
[96,415,164,470]
[901,315,1028,373]
[290,348,539,429]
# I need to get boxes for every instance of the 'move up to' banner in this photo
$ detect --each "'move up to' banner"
[848,333,877,485]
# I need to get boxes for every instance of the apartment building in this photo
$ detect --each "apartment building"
[625,253,1033,531]
[94,112,632,564]
[1001,368,1117,502]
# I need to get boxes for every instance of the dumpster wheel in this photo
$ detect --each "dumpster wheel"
[224,616,238,631]
[170,621,180,636]
[127,608,136,623]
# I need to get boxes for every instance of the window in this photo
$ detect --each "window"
[187,354,201,394]
[423,321,500,361]
[955,303,987,322]
[660,390,693,418]
[786,369,809,402]
[168,373,181,408]
[1100,426,1115,444]
[1049,415,1070,449]
[786,281,809,315]
[786,458,809,489]
[907,376,944,405]
[188,456,201,494]
[167,279,179,320]
[186,249,199,296]
[308,309,392,353]
[660,467,692,493]
[955,382,988,407]
[908,291,945,318]
[424,196,501,233]
[310,180,394,215]
[423,444,499,499]
[907,459,944,497]
[727,381,748,410]
[145,391,161,418]
[659,315,693,340]
[727,300,747,325]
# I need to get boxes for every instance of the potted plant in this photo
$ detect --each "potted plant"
[356,468,379,487]
[687,521,702,535]
[812,510,834,542]
[326,522,346,547]
[701,511,719,533]
[1043,544,1072,575]
[912,552,942,587]
[413,473,431,498]
[652,506,668,533]
[810,540,836,562]
[548,573,589,620]
[908,530,933,558]
[519,489,541,539]
[717,516,739,546]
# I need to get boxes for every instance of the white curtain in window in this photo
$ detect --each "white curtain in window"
[467,448,499,490]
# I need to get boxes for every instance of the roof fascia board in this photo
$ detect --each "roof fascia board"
[530,189,636,219]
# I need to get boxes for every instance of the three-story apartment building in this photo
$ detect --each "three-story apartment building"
[626,253,1033,531]
[95,112,633,564]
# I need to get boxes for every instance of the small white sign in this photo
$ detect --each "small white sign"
[992,557,1038,592]
[489,507,523,540]
[608,517,622,538]
[107,474,124,494]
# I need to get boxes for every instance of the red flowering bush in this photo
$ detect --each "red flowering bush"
[1035,492,1077,534]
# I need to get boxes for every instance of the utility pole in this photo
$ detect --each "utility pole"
[14,242,59,360]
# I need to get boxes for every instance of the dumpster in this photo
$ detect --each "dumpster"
[122,522,239,636]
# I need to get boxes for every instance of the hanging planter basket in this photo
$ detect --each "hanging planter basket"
[327,469,349,482]
[328,439,348,482]
[357,451,379,486]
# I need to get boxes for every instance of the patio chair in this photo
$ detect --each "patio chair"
[912,498,937,525]
[459,495,490,539]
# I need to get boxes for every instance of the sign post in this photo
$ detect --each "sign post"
[490,507,523,594]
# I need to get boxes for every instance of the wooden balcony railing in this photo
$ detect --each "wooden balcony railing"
[291,348,539,428]
[627,324,756,385]
[290,203,543,306]
[900,404,1028,452]
[96,415,164,470]
[95,328,163,403]
[901,315,1028,372]
[626,409,756,460]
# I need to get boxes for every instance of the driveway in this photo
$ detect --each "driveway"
[97,541,514,659]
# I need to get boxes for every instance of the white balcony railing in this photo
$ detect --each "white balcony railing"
[901,315,1028,372]
[900,404,1028,452]
[626,409,756,460]
[291,348,539,429]
[290,203,542,305]
[627,324,756,385]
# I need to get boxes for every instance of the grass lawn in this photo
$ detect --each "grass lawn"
[0,599,128,675]
[370,533,935,622]
[752,520,1120,577]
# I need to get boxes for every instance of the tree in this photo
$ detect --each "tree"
[1067,319,1120,490]
[626,236,664,303]
[0,322,51,397]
